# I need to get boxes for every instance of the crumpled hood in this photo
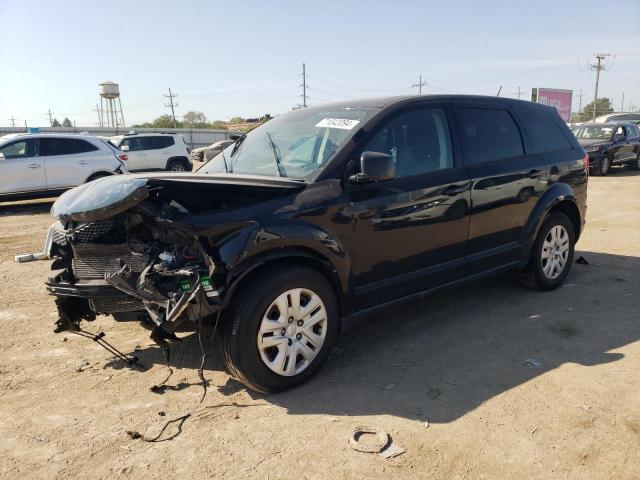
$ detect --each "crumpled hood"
[51,172,306,222]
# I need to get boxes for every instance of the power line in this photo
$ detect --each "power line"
[163,87,178,127]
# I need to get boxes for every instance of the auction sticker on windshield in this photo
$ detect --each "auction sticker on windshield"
[315,118,360,130]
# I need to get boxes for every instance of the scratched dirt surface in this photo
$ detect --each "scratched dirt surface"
[1,170,639,479]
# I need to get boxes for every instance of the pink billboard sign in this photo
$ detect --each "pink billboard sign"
[536,88,573,122]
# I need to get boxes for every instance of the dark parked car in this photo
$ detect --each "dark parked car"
[572,122,640,175]
[45,95,588,393]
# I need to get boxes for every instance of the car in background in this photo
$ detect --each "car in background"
[594,112,640,125]
[191,139,234,162]
[109,133,192,172]
[0,133,127,201]
[572,122,640,175]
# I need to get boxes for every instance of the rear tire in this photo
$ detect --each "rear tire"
[167,159,188,172]
[519,212,575,290]
[220,264,339,394]
[629,152,640,171]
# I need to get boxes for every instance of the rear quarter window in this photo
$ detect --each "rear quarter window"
[456,107,524,165]
[516,108,572,154]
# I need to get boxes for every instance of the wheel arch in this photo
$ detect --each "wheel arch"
[84,170,114,183]
[520,183,581,266]
[220,247,348,325]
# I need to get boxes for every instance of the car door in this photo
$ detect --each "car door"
[454,103,548,275]
[345,103,471,309]
[0,138,45,194]
[610,125,631,163]
[156,136,175,169]
[620,125,637,161]
[121,137,149,170]
[41,138,99,189]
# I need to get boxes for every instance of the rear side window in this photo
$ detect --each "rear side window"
[517,108,572,154]
[145,136,174,149]
[42,138,98,156]
[456,108,523,165]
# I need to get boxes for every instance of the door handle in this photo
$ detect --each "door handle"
[28,164,41,168]
[442,184,467,196]
[528,169,544,179]
[78,160,89,165]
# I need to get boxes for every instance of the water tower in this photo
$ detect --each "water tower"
[98,81,125,129]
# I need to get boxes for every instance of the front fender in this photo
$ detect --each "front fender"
[204,221,351,310]
[519,182,577,265]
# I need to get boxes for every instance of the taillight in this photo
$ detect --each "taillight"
[118,153,128,161]
[584,153,589,175]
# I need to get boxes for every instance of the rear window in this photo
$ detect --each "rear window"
[41,138,98,156]
[516,108,572,154]
[456,108,524,165]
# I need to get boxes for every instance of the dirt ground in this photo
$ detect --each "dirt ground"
[1,170,639,480]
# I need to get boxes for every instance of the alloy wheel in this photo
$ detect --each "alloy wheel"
[171,163,186,172]
[541,225,570,280]
[601,156,610,175]
[257,288,327,377]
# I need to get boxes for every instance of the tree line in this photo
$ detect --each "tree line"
[131,111,271,130]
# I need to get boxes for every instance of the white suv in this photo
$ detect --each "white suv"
[109,133,192,172]
[0,133,127,200]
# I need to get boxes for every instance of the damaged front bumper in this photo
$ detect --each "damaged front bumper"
[45,199,222,343]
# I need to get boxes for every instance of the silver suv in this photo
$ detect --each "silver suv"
[109,133,192,172]
[0,133,127,200]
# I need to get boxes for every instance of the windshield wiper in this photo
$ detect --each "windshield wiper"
[265,131,285,177]
[230,133,247,157]
[219,146,230,173]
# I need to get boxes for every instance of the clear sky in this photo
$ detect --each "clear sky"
[1,0,638,127]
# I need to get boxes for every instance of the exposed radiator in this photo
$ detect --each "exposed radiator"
[71,243,148,279]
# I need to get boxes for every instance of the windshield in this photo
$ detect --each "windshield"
[573,125,614,140]
[200,107,377,179]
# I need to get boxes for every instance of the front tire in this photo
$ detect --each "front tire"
[519,212,575,290]
[593,154,610,176]
[220,264,339,394]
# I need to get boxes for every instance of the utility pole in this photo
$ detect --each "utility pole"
[9,116,16,127]
[577,89,584,113]
[301,63,308,107]
[412,75,428,94]
[45,109,54,126]
[93,103,103,127]
[621,92,624,112]
[163,87,178,127]
[517,86,522,99]
[590,53,609,121]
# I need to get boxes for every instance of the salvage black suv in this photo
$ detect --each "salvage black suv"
[46,95,588,393]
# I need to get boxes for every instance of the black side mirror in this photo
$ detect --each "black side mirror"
[229,133,242,141]
[349,151,395,184]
